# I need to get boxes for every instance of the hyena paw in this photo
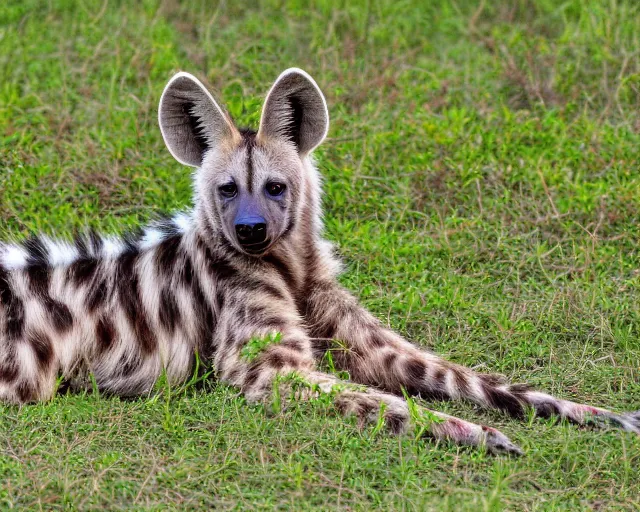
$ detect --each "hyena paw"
[482,427,524,456]
[430,417,524,456]
[610,410,640,433]
[587,409,640,434]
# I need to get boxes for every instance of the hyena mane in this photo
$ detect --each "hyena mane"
[0,69,638,454]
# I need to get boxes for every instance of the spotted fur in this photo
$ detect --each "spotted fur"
[1,69,638,455]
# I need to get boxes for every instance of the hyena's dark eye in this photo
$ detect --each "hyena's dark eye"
[266,182,286,197]
[219,183,237,198]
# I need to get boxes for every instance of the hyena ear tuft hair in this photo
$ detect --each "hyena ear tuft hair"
[158,72,239,167]
[258,68,329,156]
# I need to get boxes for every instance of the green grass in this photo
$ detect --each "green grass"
[1,0,639,509]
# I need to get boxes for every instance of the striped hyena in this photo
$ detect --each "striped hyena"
[0,69,638,455]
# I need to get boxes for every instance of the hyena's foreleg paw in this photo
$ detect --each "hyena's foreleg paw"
[427,412,523,456]
[335,389,523,455]
[582,409,640,434]
[627,410,640,425]
[229,335,524,455]
[242,365,525,455]
[478,426,524,456]
[516,390,640,435]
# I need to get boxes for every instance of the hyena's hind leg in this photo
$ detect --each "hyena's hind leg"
[212,303,522,454]
[306,282,640,434]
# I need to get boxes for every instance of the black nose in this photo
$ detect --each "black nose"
[235,223,267,246]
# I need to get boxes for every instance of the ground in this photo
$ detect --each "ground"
[1,0,639,510]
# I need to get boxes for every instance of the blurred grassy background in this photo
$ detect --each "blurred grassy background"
[1,0,639,509]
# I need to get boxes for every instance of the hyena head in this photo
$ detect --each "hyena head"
[158,68,329,256]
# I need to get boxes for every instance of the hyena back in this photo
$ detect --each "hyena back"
[0,69,638,454]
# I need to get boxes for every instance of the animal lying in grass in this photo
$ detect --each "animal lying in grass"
[0,68,638,454]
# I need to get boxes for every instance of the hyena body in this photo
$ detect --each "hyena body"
[0,69,638,454]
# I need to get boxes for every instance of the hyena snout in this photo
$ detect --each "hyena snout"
[235,217,268,250]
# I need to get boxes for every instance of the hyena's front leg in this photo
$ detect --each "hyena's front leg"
[212,297,522,454]
[304,281,640,434]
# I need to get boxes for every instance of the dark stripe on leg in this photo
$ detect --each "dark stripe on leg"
[16,381,36,402]
[451,367,471,397]
[403,358,426,396]
[482,383,525,418]
[0,345,18,383]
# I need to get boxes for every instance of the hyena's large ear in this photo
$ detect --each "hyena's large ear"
[159,72,239,167]
[257,68,329,156]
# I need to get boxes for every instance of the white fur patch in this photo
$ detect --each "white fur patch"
[45,238,79,267]
[172,211,194,233]
[317,240,343,276]
[0,244,29,270]
[101,237,126,259]
[139,228,165,250]
[16,340,38,380]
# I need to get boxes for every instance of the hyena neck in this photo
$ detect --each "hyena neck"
[264,162,342,291]
[277,156,325,251]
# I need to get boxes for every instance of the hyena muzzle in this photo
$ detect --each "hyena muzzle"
[0,69,638,455]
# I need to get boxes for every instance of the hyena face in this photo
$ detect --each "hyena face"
[198,133,303,255]
[158,69,329,256]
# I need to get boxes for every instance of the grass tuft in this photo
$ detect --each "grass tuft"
[241,331,283,362]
